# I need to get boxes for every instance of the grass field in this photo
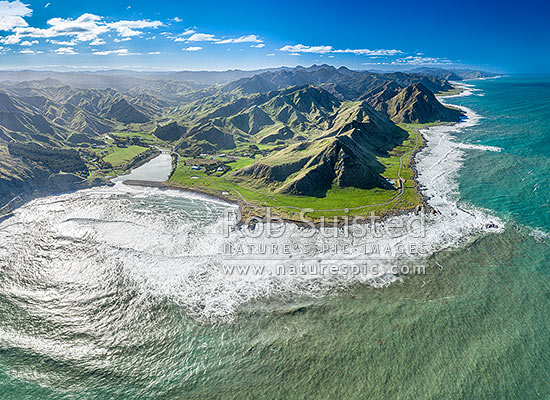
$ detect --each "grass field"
[101,145,149,167]
[167,125,424,220]
[226,157,256,170]
[109,132,167,146]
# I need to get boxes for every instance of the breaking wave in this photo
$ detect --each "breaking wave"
[0,88,504,323]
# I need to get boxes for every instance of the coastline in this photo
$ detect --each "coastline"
[1,83,472,226]
[0,78,506,322]
[0,147,165,221]
[0,180,107,223]
[121,123,442,227]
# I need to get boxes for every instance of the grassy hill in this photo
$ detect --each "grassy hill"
[0,65,475,218]
[167,124,422,220]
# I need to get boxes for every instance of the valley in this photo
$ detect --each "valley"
[0,65,484,220]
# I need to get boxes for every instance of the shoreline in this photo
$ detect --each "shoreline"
[121,123,455,227]
[0,177,108,223]
[0,146,162,221]
[1,83,470,226]
[0,122,455,228]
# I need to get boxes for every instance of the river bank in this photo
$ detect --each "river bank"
[0,147,167,221]
[121,123,441,227]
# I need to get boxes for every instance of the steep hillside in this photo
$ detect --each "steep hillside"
[153,121,186,141]
[232,102,407,197]
[222,75,277,95]
[0,84,165,144]
[104,98,150,124]
[384,83,463,123]
[172,85,342,151]
[0,143,91,211]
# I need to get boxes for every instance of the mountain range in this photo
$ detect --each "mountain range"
[0,65,491,206]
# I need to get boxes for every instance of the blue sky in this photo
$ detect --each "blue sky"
[0,0,548,72]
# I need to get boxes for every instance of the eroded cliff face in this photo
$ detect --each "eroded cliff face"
[0,146,98,215]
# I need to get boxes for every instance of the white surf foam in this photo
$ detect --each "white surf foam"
[455,143,502,152]
[0,83,504,323]
[440,81,484,98]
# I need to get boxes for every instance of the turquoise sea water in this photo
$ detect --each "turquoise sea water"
[0,76,549,399]
[455,76,550,231]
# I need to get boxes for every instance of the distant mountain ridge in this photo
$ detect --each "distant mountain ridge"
[0,65,476,150]
[0,83,163,144]
[221,64,455,99]
[0,65,491,206]
[409,67,498,80]
[217,65,463,124]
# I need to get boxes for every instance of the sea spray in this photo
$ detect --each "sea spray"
[0,84,505,323]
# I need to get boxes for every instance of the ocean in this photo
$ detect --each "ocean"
[0,75,549,399]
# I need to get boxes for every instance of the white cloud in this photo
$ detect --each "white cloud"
[359,55,453,66]
[391,55,451,65]
[280,44,333,53]
[0,0,32,31]
[12,13,108,42]
[113,37,131,42]
[216,34,262,44]
[170,17,183,23]
[93,48,133,55]
[171,28,198,42]
[148,51,161,54]
[333,48,403,56]
[47,38,76,45]
[107,19,163,37]
[20,48,42,54]
[0,34,20,44]
[53,46,76,54]
[3,13,162,45]
[89,38,105,45]
[19,39,37,45]
[44,2,50,7]
[185,33,217,42]
[251,43,265,48]
[280,43,404,56]
[267,53,275,56]
[182,46,202,51]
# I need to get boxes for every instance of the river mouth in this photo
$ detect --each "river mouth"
[0,95,503,325]
[2,77,550,399]
[111,151,173,183]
